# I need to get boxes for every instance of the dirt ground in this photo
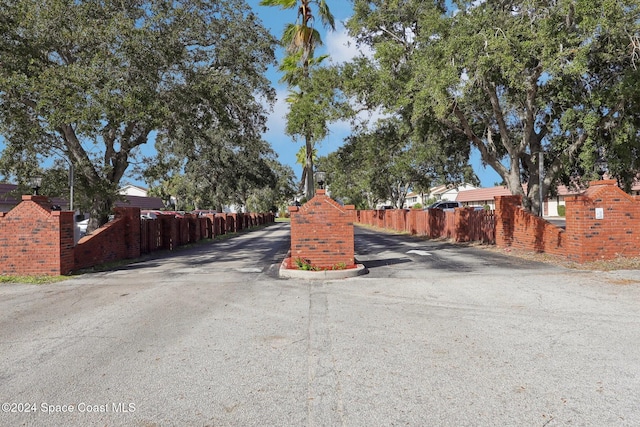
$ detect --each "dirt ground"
[477,244,640,272]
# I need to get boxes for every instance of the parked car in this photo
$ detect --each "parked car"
[75,218,89,240]
[425,201,461,210]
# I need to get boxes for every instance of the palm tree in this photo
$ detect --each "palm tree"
[295,145,318,196]
[260,0,335,199]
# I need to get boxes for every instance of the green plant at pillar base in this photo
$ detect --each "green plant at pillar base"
[294,258,318,271]
[293,258,349,271]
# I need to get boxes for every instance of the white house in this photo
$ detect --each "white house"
[119,184,149,197]
[402,183,478,208]
[453,184,622,216]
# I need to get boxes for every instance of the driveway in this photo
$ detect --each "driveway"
[1,223,639,426]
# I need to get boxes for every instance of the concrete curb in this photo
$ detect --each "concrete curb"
[278,256,368,280]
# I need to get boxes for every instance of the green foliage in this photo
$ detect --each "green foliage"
[0,275,69,285]
[294,257,318,271]
[346,0,640,212]
[245,161,297,213]
[412,203,423,209]
[557,205,566,217]
[147,128,294,213]
[293,258,347,271]
[0,0,276,230]
[317,116,476,209]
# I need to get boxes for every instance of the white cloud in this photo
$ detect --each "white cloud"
[263,86,290,143]
[325,24,373,64]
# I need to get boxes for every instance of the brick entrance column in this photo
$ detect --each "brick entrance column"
[288,190,355,269]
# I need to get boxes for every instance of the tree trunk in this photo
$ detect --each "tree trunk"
[86,195,115,234]
[304,136,315,200]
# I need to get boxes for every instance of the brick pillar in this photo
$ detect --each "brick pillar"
[495,195,521,248]
[160,215,177,250]
[289,190,355,269]
[454,207,474,242]
[216,213,226,235]
[114,207,141,259]
[56,211,75,275]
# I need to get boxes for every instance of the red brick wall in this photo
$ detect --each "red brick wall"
[495,195,565,255]
[74,207,142,271]
[356,208,494,243]
[0,196,75,275]
[360,185,639,263]
[0,197,276,275]
[564,180,640,262]
[495,180,640,262]
[289,190,355,268]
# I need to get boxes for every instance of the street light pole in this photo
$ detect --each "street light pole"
[538,151,544,217]
[69,162,74,212]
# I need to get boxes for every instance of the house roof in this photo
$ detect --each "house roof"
[455,186,514,203]
[119,184,149,194]
[430,185,449,195]
[115,195,164,210]
[0,183,67,209]
[0,182,163,212]
[455,184,594,203]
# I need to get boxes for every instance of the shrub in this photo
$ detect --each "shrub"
[557,205,566,217]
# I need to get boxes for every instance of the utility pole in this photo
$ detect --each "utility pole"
[69,162,74,212]
[538,151,544,217]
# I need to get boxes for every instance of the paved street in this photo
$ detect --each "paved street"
[1,222,639,426]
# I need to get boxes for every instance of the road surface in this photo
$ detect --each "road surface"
[1,222,639,426]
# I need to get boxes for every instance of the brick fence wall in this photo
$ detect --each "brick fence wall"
[0,196,275,276]
[495,180,640,262]
[494,195,566,256]
[357,180,640,263]
[288,189,355,268]
[74,207,142,271]
[0,196,75,275]
[356,208,495,244]
[565,180,640,262]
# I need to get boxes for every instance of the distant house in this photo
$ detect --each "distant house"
[455,183,640,216]
[0,183,68,212]
[117,184,164,210]
[454,186,514,211]
[402,183,478,208]
[114,195,164,211]
[119,184,150,198]
[0,183,22,212]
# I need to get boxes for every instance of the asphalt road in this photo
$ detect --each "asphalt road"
[1,222,639,426]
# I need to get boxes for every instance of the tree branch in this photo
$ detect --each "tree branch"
[450,103,510,178]
[522,62,543,152]
[58,123,101,184]
[484,80,514,156]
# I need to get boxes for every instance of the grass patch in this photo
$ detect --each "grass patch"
[0,275,70,285]
[484,247,640,271]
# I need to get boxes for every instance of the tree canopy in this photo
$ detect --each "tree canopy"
[0,0,277,229]
[346,0,640,212]
[318,116,478,209]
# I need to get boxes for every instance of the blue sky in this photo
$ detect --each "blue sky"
[246,0,502,188]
